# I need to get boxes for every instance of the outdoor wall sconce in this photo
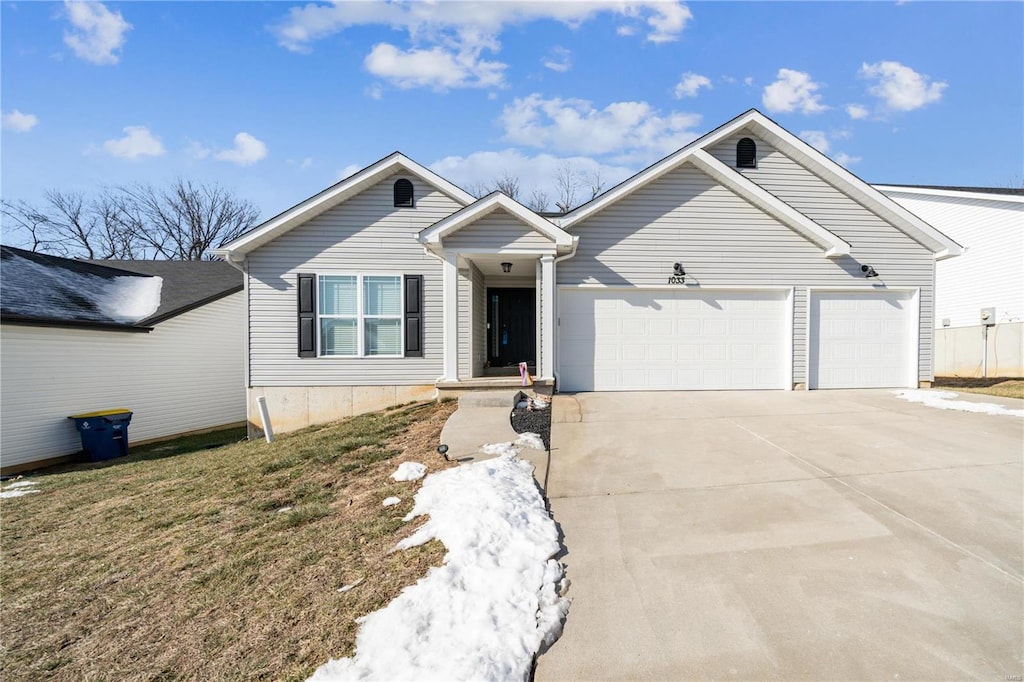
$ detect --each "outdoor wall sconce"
[501,262,513,273]
[861,264,879,278]
[668,262,686,284]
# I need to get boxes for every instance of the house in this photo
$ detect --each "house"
[213,109,961,436]
[0,246,246,473]
[873,184,1023,377]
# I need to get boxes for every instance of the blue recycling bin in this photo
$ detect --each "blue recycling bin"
[68,409,133,461]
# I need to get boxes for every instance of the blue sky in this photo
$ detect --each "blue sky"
[2,1,1022,244]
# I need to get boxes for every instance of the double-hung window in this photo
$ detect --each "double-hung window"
[318,275,403,356]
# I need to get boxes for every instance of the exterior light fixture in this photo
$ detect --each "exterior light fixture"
[669,262,686,284]
[673,262,685,277]
[861,264,879,278]
[501,262,513,273]
[437,443,450,461]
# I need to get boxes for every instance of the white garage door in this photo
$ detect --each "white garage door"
[809,291,915,389]
[558,289,788,392]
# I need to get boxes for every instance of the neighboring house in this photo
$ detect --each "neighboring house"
[213,109,961,436]
[0,246,246,473]
[874,185,1024,376]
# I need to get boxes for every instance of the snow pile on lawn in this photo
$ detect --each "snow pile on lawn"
[310,445,569,682]
[0,480,40,499]
[390,461,426,482]
[381,496,401,507]
[893,389,1024,417]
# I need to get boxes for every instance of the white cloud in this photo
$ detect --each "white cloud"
[1,109,38,132]
[272,2,690,90]
[63,0,131,65]
[337,164,363,181]
[542,46,572,73]
[499,94,702,164]
[616,25,636,37]
[102,126,164,159]
[799,130,830,154]
[365,83,384,100]
[673,72,712,98]
[833,152,861,166]
[214,132,268,166]
[762,68,828,114]
[743,76,754,86]
[859,60,947,111]
[185,139,211,160]
[846,103,870,120]
[364,42,505,90]
[430,149,635,210]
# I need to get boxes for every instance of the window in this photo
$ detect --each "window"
[394,179,414,207]
[318,275,403,356]
[736,137,757,168]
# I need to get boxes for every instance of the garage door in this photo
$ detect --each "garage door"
[809,291,915,389]
[558,289,788,392]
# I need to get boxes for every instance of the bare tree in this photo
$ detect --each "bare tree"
[583,168,605,201]
[1,180,259,260]
[526,188,550,212]
[554,163,582,213]
[465,180,492,199]
[492,172,520,200]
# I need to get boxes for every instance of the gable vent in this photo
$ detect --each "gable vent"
[394,179,414,207]
[736,137,757,168]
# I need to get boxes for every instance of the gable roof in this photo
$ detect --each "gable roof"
[874,184,1024,205]
[214,152,476,259]
[418,191,575,251]
[558,109,963,260]
[88,259,242,325]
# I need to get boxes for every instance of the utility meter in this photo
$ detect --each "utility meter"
[980,307,996,326]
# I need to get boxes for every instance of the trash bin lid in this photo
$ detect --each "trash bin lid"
[68,408,132,419]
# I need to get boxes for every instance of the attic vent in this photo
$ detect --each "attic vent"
[394,179,414,207]
[736,137,757,168]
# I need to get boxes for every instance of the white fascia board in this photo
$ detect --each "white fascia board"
[218,153,475,257]
[875,184,1024,205]
[746,117,964,259]
[419,192,573,248]
[689,149,850,258]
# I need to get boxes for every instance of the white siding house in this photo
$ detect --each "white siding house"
[214,110,962,436]
[0,248,246,473]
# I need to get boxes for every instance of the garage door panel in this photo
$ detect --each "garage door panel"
[558,289,788,391]
[810,291,913,389]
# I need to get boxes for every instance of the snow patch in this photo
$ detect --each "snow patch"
[893,389,1024,417]
[381,496,401,507]
[98,275,163,322]
[516,432,546,451]
[0,480,39,499]
[390,461,426,482]
[310,446,569,681]
[338,578,364,593]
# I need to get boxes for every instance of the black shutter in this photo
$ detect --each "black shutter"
[297,273,316,358]
[404,274,423,357]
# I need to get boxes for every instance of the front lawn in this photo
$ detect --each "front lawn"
[934,377,1024,400]
[0,401,456,681]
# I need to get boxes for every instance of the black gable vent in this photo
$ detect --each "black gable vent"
[394,178,414,207]
[736,137,757,168]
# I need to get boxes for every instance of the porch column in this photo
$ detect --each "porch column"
[442,251,459,381]
[540,255,555,379]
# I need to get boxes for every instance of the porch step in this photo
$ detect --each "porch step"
[456,390,523,408]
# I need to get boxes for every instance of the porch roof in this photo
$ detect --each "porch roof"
[418,192,575,251]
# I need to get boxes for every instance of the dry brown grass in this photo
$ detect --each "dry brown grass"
[934,377,1024,400]
[1,400,457,681]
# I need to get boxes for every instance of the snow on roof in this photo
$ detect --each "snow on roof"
[1,246,162,328]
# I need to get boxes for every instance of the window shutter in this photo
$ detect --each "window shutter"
[297,273,316,358]
[404,274,423,357]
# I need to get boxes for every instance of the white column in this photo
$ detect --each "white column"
[540,255,555,380]
[442,251,459,382]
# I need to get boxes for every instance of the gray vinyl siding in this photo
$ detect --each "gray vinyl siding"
[443,210,553,251]
[709,133,935,381]
[458,266,471,379]
[559,161,934,384]
[247,173,462,386]
[471,264,486,376]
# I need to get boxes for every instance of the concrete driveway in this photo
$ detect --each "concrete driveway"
[535,390,1023,681]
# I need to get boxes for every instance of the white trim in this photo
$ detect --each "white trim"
[874,185,1024,205]
[215,153,475,258]
[540,255,555,380]
[558,284,795,291]
[535,259,542,378]
[556,109,962,261]
[442,252,459,381]
[446,247,558,256]
[420,192,574,249]
[315,274,405,359]
[689,150,850,257]
[805,286,920,389]
[784,287,795,391]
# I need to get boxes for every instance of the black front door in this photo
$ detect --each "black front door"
[488,288,536,367]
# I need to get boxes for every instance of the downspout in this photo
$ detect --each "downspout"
[549,236,579,392]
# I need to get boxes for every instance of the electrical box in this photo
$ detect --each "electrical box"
[980,307,996,326]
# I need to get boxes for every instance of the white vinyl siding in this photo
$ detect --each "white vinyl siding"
[880,191,1024,328]
[559,288,787,391]
[443,210,554,251]
[247,174,462,386]
[809,291,916,389]
[707,134,935,383]
[0,293,246,470]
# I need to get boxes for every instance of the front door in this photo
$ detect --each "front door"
[488,288,536,367]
